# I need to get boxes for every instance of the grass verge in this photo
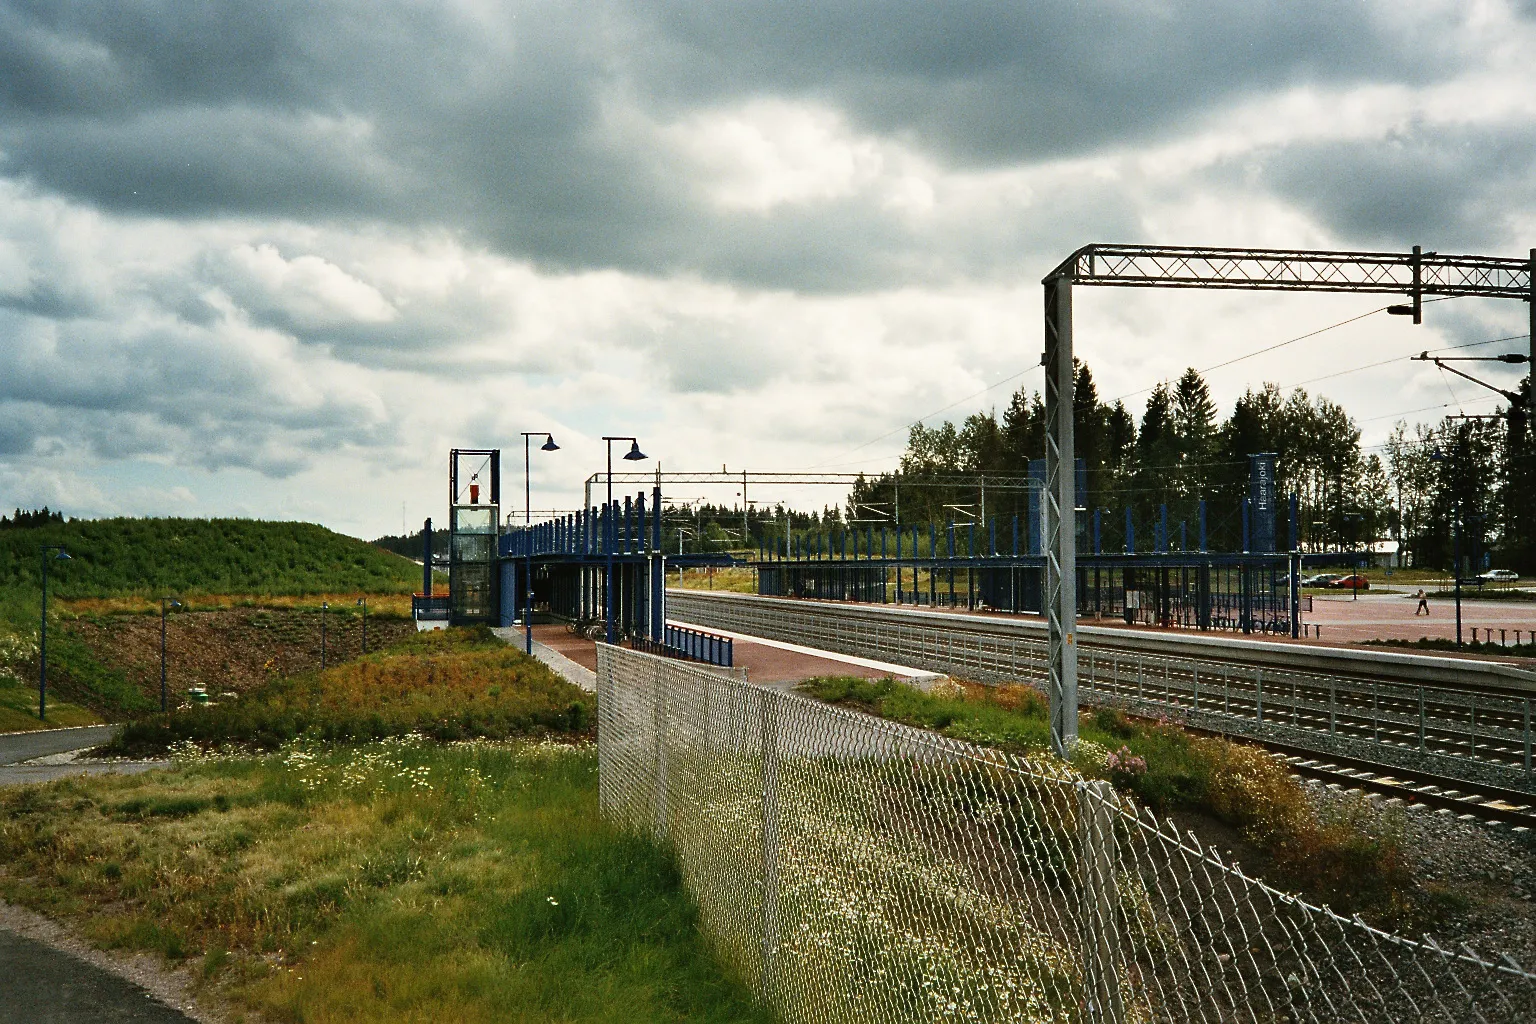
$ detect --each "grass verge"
[0,740,770,1024]
[799,675,1436,928]
[1362,636,1536,657]
[107,627,590,755]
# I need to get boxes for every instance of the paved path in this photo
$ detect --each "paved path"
[1304,592,1536,646]
[0,931,197,1023]
[0,725,168,787]
[0,725,116,765]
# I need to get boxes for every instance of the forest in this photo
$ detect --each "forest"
[670,362,1533,574]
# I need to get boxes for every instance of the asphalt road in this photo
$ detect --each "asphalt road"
[0,931,196,1023]
[1,726,197,1022]
[0,726,169,787]
[0,725,116,765]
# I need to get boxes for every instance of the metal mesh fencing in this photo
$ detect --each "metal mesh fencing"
[597,644,1535,1024]
[666,592,1536,795]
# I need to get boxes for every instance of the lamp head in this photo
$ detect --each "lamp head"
[623,440,647,461]
[322,601,329,610]
[356,598,365,607]
[541,434,560,452]
[55,550,70,560]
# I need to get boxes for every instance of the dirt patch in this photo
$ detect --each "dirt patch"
[64,608,416,706]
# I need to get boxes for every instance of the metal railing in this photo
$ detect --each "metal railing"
[630,625,734,667]
[668,592,1536,795]
[410,594,450,621]
[597,644,1534,1023]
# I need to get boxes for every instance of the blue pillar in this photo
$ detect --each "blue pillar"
[1125,508,1135,554]
[1198,500,1207,552]
[1012,515,1019,557]
[988,517,996,557]
[1180,521,1187,551]
[1159,504,1168,553]
[1242,498,1251,553]
[1289,493,1299,551]
[1093,508,1102,555]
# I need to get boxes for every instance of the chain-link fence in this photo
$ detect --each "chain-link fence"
[597,643,1534,1024]
[667,591,1536,796]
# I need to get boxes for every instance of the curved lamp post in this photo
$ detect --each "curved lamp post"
[356,597,368,654]
[321,601,329,669]
[160,597,181,711]
[520,432,561,654]
[38,546,70,720]
[601,437,647,644]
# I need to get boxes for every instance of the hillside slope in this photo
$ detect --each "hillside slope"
[0,518,419,599]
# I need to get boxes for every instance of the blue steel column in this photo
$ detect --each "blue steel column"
[1043,271,1078,757]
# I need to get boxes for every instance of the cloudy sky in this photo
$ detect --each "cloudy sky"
[2,0,1534,538]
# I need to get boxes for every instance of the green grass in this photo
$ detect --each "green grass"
[0,679,102,731]
[0,742,771,1024]
[108,627,590,755]
[0,518,420,600]
[1363,636,1536,656]
[799,676,1426,925]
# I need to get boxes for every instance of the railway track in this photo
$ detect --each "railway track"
[668,589,1536,801]
[1278,752,1535,830]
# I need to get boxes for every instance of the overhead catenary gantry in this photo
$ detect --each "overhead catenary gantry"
[1041,244,1535,757]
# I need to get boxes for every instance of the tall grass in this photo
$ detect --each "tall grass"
[800,676,1425,925]
[0,741,771,1024]
[110,627,589,754]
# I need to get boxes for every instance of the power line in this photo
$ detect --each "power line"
[1283,332,1530,391]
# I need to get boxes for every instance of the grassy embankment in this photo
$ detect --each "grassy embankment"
[0,518,426,730]
[800,676,1455,930]
[1,627,770,1024]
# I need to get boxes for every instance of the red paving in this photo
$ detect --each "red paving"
[1300,592,1536,647]
[528,623,897,685]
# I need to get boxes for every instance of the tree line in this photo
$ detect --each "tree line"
[848,362,1533,573]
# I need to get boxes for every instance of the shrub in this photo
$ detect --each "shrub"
[110,633,590,755]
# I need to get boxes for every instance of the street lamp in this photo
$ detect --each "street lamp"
[321,601,329,669]
[38,546,70,720]
[356,597,367,654]
[601,436,648,644]
[520,432,561,654]
[160,597,181,711]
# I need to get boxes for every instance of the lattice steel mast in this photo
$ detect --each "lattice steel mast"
[1042,244,1535,756]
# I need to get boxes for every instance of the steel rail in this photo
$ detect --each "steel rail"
[667,590,1536,797]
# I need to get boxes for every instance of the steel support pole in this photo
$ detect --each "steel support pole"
[606,445,615,645]
[38,551,48,720]
[160,599,168,712]
[1044,273,1079,756]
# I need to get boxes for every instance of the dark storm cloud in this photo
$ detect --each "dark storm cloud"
[638,0,1454,163]
[1250,123,1536,253]
[0,0,1488,290]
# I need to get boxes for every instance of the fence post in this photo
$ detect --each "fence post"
[759,688,782,1004]
[1525,698,1531,776]
[1419,690,1426,752]
[654,657,669,841]
[1079,780,1124,1023]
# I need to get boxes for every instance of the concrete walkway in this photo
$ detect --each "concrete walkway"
[490,626,596,691]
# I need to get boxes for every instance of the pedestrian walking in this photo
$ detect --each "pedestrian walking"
[1414,588,1429,616]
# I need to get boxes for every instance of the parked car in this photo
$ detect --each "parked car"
[1330,574,1370,590]
[1301,573,1342,588]
[1478,568,1519,583]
